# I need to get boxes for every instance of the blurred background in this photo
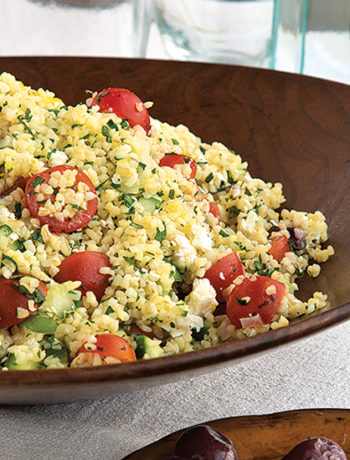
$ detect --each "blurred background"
[1,0,349,83]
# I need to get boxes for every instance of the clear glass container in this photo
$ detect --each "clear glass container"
[154,0,279,68]
[302,0,350,84]
[0,0,153,57]
[153,0,311,72]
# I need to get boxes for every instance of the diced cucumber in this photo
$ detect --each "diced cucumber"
[0,224,12,237]
[279,273,294,294]
[44,284,79,319]
[21,311,58,334]
[1,254,18,272]
[5,354,41,370]
[120,184,139,194]
[134,334,164,359]
[9,239,25,252]
[139,197,162,214]
[45,346,68,364]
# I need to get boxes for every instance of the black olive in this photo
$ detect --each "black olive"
[268,225,281,235]
[282,437,348,459]
[213,303,226,316]
[287,226,304,251]
[163,457,189,460]
[174,425,240,460]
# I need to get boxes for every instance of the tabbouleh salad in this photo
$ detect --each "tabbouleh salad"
[0,73,334,370]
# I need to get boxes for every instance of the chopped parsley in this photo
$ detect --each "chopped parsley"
[96,179,109,191]
[71,204,83,210]
[124,256,135,265]
[29,177,45,188]
[101,125,112,143]
[192,324,210,341]
[14,203,22,219]
[205,172,214,183]
[107,119,119,131]
[155,223,167,243]
[96,90,110,102]
[32,229,43,242]
[13,282,46,305]
[120,119,129,129]
[17,115,35,140]
[258,300,269,309]
[228,205,239,219]
[219,230,229,237]
[131,222,143,229]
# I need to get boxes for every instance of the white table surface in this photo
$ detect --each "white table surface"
[0,3,350,460]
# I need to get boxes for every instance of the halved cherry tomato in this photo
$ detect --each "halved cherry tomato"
[1,177,28,197]
[0,276,47,329]
[25,165,98,233]
[204,252,245,303]
[208,202,220,223]
[226,275,286,329]
[54,251,111,301]
[90,87,151,134]
[268,235,291,263]
[159,154,197,179]
[78,334,136,362]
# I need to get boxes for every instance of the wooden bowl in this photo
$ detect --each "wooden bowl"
[123,408,350,459]
[0,57,349,404]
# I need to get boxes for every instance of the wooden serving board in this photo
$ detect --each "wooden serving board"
[124,409,350,459]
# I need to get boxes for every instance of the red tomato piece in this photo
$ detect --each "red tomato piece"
[91,87,151,134]
[0,276,47,329]
[268,235,291,262]
[54,251,111,301]
[194,186,220,224]
[208,202,220,223]
[25,165,98,233]
[1,177,28,197]
[204,252,245,303]
[226,275,286,329]
[79,334,136,362]
[159,154,197,179]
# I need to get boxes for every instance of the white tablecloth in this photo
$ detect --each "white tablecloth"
[1,321,350,459]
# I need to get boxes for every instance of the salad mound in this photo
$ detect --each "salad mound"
[0,73,334,369]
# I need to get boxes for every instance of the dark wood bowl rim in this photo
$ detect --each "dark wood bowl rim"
[0,57,349,389]
[1,302,349,387]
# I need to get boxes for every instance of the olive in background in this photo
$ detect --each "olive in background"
[173,425,240,460]
[163,457,190,460]
[163,457,189,460]
[282,437,348,459]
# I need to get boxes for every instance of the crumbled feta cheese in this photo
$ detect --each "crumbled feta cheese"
[174,234,197,265]
[191,224,212,251]
[49,150,68,167]
[185,278,218,316]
